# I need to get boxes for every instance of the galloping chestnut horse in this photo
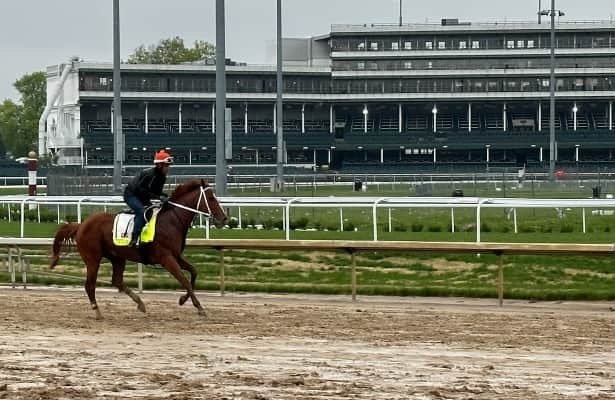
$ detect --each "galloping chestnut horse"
[49,179,227,319]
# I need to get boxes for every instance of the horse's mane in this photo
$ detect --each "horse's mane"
[170,180,202,201]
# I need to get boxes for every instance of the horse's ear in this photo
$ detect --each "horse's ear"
[200,179,206,188]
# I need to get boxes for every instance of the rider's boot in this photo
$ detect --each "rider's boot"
[129,232,140,247]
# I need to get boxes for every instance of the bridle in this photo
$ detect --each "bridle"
[167,186,215,219]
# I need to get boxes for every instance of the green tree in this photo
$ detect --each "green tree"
[0,71,46,157]
[127,36,215,64]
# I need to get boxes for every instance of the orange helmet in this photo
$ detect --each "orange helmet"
[154,150,174,164]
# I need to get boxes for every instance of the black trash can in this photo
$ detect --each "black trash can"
[354,179,362,192]
[452,189,464,197]
[592,186,602,199]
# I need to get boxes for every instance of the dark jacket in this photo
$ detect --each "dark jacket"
[123,167,166,204]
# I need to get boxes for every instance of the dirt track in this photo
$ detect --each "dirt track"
[0,287,614,399]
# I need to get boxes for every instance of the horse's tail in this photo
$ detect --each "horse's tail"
[49,223,80,269]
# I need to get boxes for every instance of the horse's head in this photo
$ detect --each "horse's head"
[198,179,227,228]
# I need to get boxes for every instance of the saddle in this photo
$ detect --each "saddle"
[113,208,161,247]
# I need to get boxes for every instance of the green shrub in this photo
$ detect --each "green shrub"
[393,224,407,232]
[411,222,423,232]
[604,226,611,233]
[427,225,441,232]
[290,217,309,230]
[343,221,356,232]
[540,224,553,233]
[560,224,574,233]
[518,224,536,233]
[480,222,491,233]
[228,217,239,228]
[500,225,511,233]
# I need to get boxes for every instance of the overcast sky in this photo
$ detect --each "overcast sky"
[1,0,614,101]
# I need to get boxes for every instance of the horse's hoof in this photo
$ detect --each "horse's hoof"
[137,303,146,313]
[198,309,207,318]
[179,295,189,306]
[94,312,104,320]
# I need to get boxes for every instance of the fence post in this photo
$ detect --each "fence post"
[513,208,518,234]
[498,252,504,307]
[206,219,210,239]
[450,208,455,232]
[9,247,15,288]
[582,208,586,233]
[138,263,143,293]
[339,208,344,232]
[219,248,225,296]
[350,250,357,301]
[238,206,242,229]
[388,208,392,233]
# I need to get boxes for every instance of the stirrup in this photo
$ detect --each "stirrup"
[129,237,140,247]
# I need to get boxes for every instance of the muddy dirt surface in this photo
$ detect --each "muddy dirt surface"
[0,287,614,399]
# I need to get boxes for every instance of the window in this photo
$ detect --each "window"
[403,61,412,69]
[472,41,480,49]
[517,40,525,48]
[542,79,550,88]
[425,41,433,50]
[438,41,446,49]
[527,40,535,48]
[427,61,433,69]
[370,42,378,50]
[459,41,467,49]
[404,41,412,50]
[357,42,365,50]
[357,62,365,70]
[391,42,399,51]
[507,40,515,49]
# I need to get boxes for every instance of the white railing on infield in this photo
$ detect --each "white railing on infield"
[2,195,615,242]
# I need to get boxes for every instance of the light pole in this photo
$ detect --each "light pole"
[275,0,284,191]
[539,0,564,180]
[399,0,403,26]
[215,0,227,196]
[112,0,123,192]
[539,1,564,181]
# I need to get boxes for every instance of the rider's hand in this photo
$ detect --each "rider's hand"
[159,193,169,203]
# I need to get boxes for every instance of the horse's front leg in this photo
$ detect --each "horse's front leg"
[160,255,206,317]
[177,256,198,307]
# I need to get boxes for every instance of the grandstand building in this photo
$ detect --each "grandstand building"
[41,19,615,173]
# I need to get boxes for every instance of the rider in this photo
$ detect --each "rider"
[123,149,173,247]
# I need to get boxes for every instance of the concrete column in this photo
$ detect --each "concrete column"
[363,104,368,133]
[380,148,384,163]
[432,104,437,133]
[433,148,437,163]
[273,104,277,133]
[575,145,579,162]
[538,102,542,132]
[609,101,613,130]
[486,147,491,162]
[301,104,305,134]
[540,147,543,162]
[178,103,183,133]
[212,104,215,133]
[398,103,402,133]
[573,102,578,131]
[503,103,507,132]
[327,148,331,164]
[244,103,248,133]
[313,148,317,167]
[468,102,472,132]
[255,149,259,165]
[329,104,334,134]
[144,102,149,133]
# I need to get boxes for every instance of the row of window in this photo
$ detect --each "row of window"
[331,33,615,52]
[81,73,615,95]
[332,57,615,72]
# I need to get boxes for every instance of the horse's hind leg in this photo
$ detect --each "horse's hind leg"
[160,255,206,317]
[111,258,146,313]
[83,255,104,320]
[177,256,198,307]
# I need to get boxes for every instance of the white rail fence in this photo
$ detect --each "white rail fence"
[1,195,615,242]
